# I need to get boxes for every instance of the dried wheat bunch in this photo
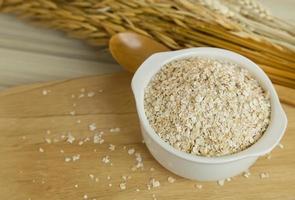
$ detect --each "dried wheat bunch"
[0,0,294,88]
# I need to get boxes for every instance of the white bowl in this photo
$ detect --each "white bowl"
[131,47,287,181]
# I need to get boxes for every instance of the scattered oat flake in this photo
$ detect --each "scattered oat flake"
[217,180,225,186]
[88,92,96,97]
[102,156,110,164]
[46,130,51,135]
[89,123,97,131]
[77,119,81,124]
[83,194,88,199]
[65,157,71,162]
[110,127,120,133]
[243,171,251,178]
[278,143,284,149]
[133,153,144,170]
[60,149,64,153]
[89,174,94,179]
[109,144,116,151]
[72,154,80,161]
[122,175,127,181]
[45,138,52,144]
[78,94,85,98]
[167,176,175,183]
[109,183,112,187]
[39,147,44,153]
[95,177,99,182]
[128,148,135,155]
[42,89,49,95]
[66,132,75,144]
[107,175,111,180]
[150,178,160,188]
[74,184,78,188]
[135,153,142,162]
[150,168,155,172]
[226,177,231,182]
[260,172,270,179]
[70,111,76,116]
[196,184,203,189]
[78,141,84,146]
[119,182,126,190]
[94,133,104,144]
[136,188,140,192]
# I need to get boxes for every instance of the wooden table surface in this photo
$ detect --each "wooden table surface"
[0,72,294,200]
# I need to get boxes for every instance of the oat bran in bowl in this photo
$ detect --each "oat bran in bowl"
[131,47,287,181]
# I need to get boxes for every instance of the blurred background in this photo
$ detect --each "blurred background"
[0,0,294,90]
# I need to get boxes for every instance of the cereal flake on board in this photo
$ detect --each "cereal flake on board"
[89,123,97,131]
[217,180,225,186]
[72,154,80,161]
[128,148,135,155]
[278,143,284,149]
[109,144,116,151]
[260,172,270,179]
[167,176,175,183]
[195,184,203,189]
[66,132,75,144]
[42,89,50,95]
[150,178,160,188]
[87,92,96,97]
[119,182,126,190]
[93,133,104,144]
[65,157,71,162]
[110,128,120,133]
[243,170,251,178]
[102,155,111,164]
[45,138,52,144]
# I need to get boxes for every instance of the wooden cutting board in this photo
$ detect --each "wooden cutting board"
[0,72,294,200]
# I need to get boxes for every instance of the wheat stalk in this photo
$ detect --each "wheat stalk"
[1,0,294,88]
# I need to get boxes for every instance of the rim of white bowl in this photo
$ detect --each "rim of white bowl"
[131,47,288,164]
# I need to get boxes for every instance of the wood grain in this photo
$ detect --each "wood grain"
[0,72,294,200]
